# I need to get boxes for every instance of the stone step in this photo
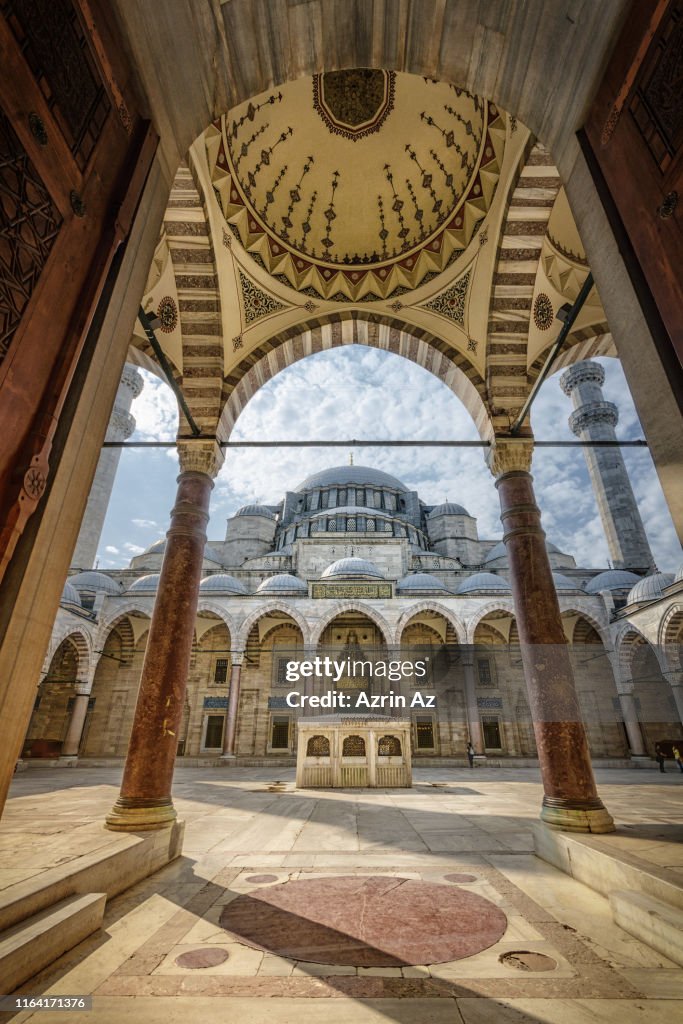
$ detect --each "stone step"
[610,890,683,967]
[0,893,105,994]
[534,823,683,912]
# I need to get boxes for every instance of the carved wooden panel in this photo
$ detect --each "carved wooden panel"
[0,105,62,364]
[1,0,110,167]
[629,2,683,172]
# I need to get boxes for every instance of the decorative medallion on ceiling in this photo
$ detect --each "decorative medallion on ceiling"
[312,69,395,139]
[206,72,508,302]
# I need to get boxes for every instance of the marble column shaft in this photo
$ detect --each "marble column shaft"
[222,661,243,756]
[462,656,484,754]
[491,443,613,832]
[618,688,647,756]
[107,442,221,830]
[61,690,90,758]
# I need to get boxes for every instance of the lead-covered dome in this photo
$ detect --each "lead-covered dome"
[296,465,407,492]
[69,571,122,595]
[397,573,451,594]
[553,573,582,591]
[127,574,161,593]
[627,572,675,605]
[256,574,308,595]
[429,503,470,517]
[60,581,82,607]
[200,574,248,595]
[321,557,385,579]
[457,572,511,594]
[234,504,277,520]
[584,570,641,594]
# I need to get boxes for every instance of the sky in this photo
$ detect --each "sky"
[95,348,681,573]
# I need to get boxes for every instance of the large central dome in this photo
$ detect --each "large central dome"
[296,464,408,492]
[207,70,507,300]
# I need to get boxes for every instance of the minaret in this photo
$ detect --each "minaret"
[560,360,655,572]
[70,365,143,569]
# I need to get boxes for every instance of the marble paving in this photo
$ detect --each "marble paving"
[1,765,683,1023]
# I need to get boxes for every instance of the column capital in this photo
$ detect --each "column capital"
[177,439,224,479]
[231,652,245,666]
[487,438,534,478]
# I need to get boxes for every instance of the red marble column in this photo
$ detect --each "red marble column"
[60,689,90,758]
[491,441,614,833]
[222,658,243,757]
[106,442,222,830]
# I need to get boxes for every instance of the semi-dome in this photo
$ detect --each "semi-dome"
[321,557,385,579]
[233,504,277,520]
[429,502,470,517]
[69,571,122,595]
[584,570,641,594]
[127,574,161,593]
[627,572,675,605]
[396,573,451,594]
[296,464,407,493]
[457,572,511,594]
[552,572,581,591]
[60,581,82,607]
[256,574,308,595]
[199,574,247,595]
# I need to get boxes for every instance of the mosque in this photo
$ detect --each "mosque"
[32,356,682,767]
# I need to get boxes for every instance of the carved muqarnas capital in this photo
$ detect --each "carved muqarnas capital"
[177,439,224,478]
[486,439,534,478]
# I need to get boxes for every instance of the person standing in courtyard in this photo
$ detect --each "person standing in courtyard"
[655,744,666,772]
[467,741,475,768]
[673,745,683,773]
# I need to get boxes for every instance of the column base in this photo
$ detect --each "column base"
[540,796,615,834]
[58,755,79,765]
[220,753,236,760]
[629,755,652,767]
[105,800,178,832]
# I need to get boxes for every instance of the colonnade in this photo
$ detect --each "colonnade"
[97,435,616,833]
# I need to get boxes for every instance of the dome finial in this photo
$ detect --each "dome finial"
[349,451,354,465]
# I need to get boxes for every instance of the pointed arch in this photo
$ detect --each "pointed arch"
[45,626,93,682]
[311,602,394,647]
[465,601,516,643]
[395,602,466,645]
[237,602,312,649]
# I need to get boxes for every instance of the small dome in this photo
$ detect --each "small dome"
[60,581,82,607]
[296,464,407,492]
[429,502,470,517]
[553,572,581,591]
[627,572,675,605]
[396,573,451,594]
[256,573,308,594]
[200,574,247,595]
[127,573,161,593]
[69,571,122,595]
[485,540,563,563]
[457,572,511,594]
[321,557,385,579]
[584,570,641,594]
[233,504,276,520]
[147,539,166,554]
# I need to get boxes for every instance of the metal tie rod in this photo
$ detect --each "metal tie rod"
[102,439,648,448]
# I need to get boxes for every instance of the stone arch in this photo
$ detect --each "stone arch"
[311,602,394,647]
[237,602,312,649]
[615,625,649,682]
[466,602,516,643]
[196,601,238,643]
[217,317,492,444]
[559,607,610,649]
[659,605,683,672]
[46,627,93,683]
[395,602,466,646]
[95,605,152,669]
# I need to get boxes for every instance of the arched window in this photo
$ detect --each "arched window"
[307,735,330,756]
[342,735,365,756]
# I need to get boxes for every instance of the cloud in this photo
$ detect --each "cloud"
[104,545,119,554]
[98,349,680,574]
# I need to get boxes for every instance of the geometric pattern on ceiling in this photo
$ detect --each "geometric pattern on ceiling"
[419,270,470,325]
[206,71,507,302]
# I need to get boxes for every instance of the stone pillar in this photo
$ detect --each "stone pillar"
[462,654,484,754]
[60,687,91,759]
[660,649,683,725]
[71,365,144,570]
[616,681,647,757]
[489,440,614,833]
[106,440,223,830]
[560,362,655,572]
[222,656,243,758]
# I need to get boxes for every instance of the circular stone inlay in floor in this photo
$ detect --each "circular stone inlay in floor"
[444,873,477,884]
[219,875,507,966]
[245,874,279,884]
[175,947,229,969]
[500,950,558,972]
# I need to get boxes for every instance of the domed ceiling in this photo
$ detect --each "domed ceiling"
[206,70,508,301]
